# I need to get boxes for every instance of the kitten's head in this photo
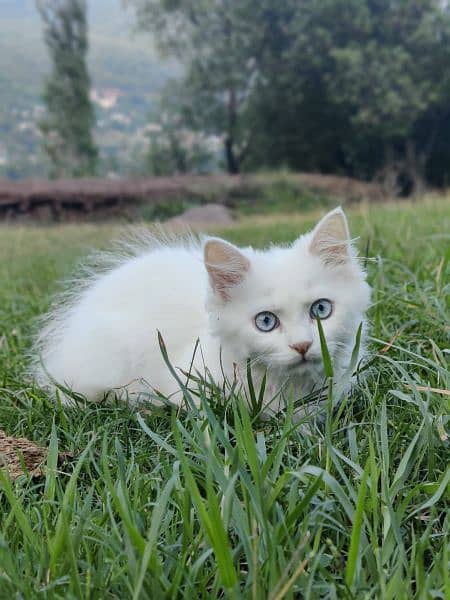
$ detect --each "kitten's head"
[204,208,371,381]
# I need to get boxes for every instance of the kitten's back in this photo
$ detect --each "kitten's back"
[31,236,209,401]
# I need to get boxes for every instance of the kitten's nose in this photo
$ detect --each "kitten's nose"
[290,341,312,356]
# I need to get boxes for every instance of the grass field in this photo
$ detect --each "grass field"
[0,198,449,598]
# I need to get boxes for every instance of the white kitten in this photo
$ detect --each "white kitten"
[31,208,371,414]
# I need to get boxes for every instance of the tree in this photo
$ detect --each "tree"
[37,0,98,177]
[250,0,450,193]
[242,0,353,175]
[318,0,450,193]
[130,0,266,174]
[146,95,216,176]
[131,0,450,191]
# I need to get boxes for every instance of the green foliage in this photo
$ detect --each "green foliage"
[0,3,178,179]
[248,0,450,192]
[37,0,98,177]
[228,175,332,216]
[132,0,267,174]
[137,197,196,221]
[313,0,450,191]
[146,101,216,176]
[0,199,449,596]
[132,0,450,190]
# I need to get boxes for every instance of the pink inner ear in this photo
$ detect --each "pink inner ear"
[204,239,250,299]
[309,210,350,264]
[213,269,245,288]
[208,267,246,300]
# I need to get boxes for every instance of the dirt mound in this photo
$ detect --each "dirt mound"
[0,173,385,222]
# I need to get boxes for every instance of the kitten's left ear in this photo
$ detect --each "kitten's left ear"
[204,238,250,300]
[309,207,351,265]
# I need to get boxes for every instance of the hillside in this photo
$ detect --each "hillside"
[0,0,178,179]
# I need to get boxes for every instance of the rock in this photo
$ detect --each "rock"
[166,203,233,229]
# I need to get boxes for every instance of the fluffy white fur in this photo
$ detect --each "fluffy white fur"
[31,208,371,413]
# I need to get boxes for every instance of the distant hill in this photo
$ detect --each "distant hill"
[0,0,178,179]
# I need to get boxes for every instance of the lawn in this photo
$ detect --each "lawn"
[0,198,449,598]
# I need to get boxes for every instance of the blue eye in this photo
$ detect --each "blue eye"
[310,299,333,320]
[255,311,279,332]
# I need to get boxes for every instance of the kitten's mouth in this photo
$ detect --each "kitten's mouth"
[288,357,309,368]
[287,356,321,369]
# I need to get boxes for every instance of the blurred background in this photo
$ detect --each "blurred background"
[1,0,450,221]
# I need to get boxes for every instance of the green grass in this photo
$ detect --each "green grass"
[0,198,449,598]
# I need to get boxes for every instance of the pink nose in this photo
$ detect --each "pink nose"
[290,341,312,356]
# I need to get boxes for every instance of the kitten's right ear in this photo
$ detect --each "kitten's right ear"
[204,238,250,300]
